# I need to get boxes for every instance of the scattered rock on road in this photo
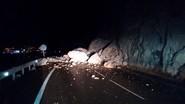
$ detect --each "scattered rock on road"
[104,61,116,69]
[91,75,95,78]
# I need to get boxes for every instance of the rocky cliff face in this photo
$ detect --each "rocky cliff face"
[89,18,185,80]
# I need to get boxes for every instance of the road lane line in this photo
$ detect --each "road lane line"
[94,70,106,77]
[94,70,145,100]
[34,68,56,104]
[109,79,145,100]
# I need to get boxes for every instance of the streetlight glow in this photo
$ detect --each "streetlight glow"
[3,72,9,77]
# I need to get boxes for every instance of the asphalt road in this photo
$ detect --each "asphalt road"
[0,66,51,104]
[41,64,185,104]
[1,63,185,104]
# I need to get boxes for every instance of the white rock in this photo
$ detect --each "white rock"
[117,66,122,69]
[94,77,100,80]
[91,75,95,78]
[88,53,102,64]
[145,83,150,87]
[104,62,115,68]
[83,61,88,64]
[151,89,154,91]
[123,61,128,66]
[72,62,76,66]
[86,69,90,71]
[65,60,69,63]
[63,54,70,60]
[68,51,89,63]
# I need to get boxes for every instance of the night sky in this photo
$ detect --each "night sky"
[0,0,185,49]
[0,0,102,49]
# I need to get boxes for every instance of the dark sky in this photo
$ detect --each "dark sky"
[0,0,107,49]
[0,0,185,49]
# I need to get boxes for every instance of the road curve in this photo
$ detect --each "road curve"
[40,65,185,104]
[1,64,185,104]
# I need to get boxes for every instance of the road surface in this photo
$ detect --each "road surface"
[1,63,185,104]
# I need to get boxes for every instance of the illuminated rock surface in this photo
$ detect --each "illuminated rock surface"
[68,50,89,63]
[88,53,102,65]
[89,21,185,79]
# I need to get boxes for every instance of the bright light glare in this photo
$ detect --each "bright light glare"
[12,50,20,54]
[3,72,9,77]
[35,60,38,63]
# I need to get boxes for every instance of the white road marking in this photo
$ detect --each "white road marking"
[34,68,56,104]
[94,70,145,100]
[94,70,105,77]
[109,79,145,100]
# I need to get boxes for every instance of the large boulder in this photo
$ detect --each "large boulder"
[100,41,124,67]
[88,53,102,64]
[88,39,124,68]
[68,50,89,63]
[88,38,110,53]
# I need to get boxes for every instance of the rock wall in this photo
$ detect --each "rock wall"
[90,18,185,80]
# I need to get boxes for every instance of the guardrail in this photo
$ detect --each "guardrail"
[0,58,43,80]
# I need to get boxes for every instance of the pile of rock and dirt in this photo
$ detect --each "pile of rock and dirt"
[42,40,128,69]
[38,36,185,81]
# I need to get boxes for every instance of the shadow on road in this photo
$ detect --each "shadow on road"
[0,67,50,104]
